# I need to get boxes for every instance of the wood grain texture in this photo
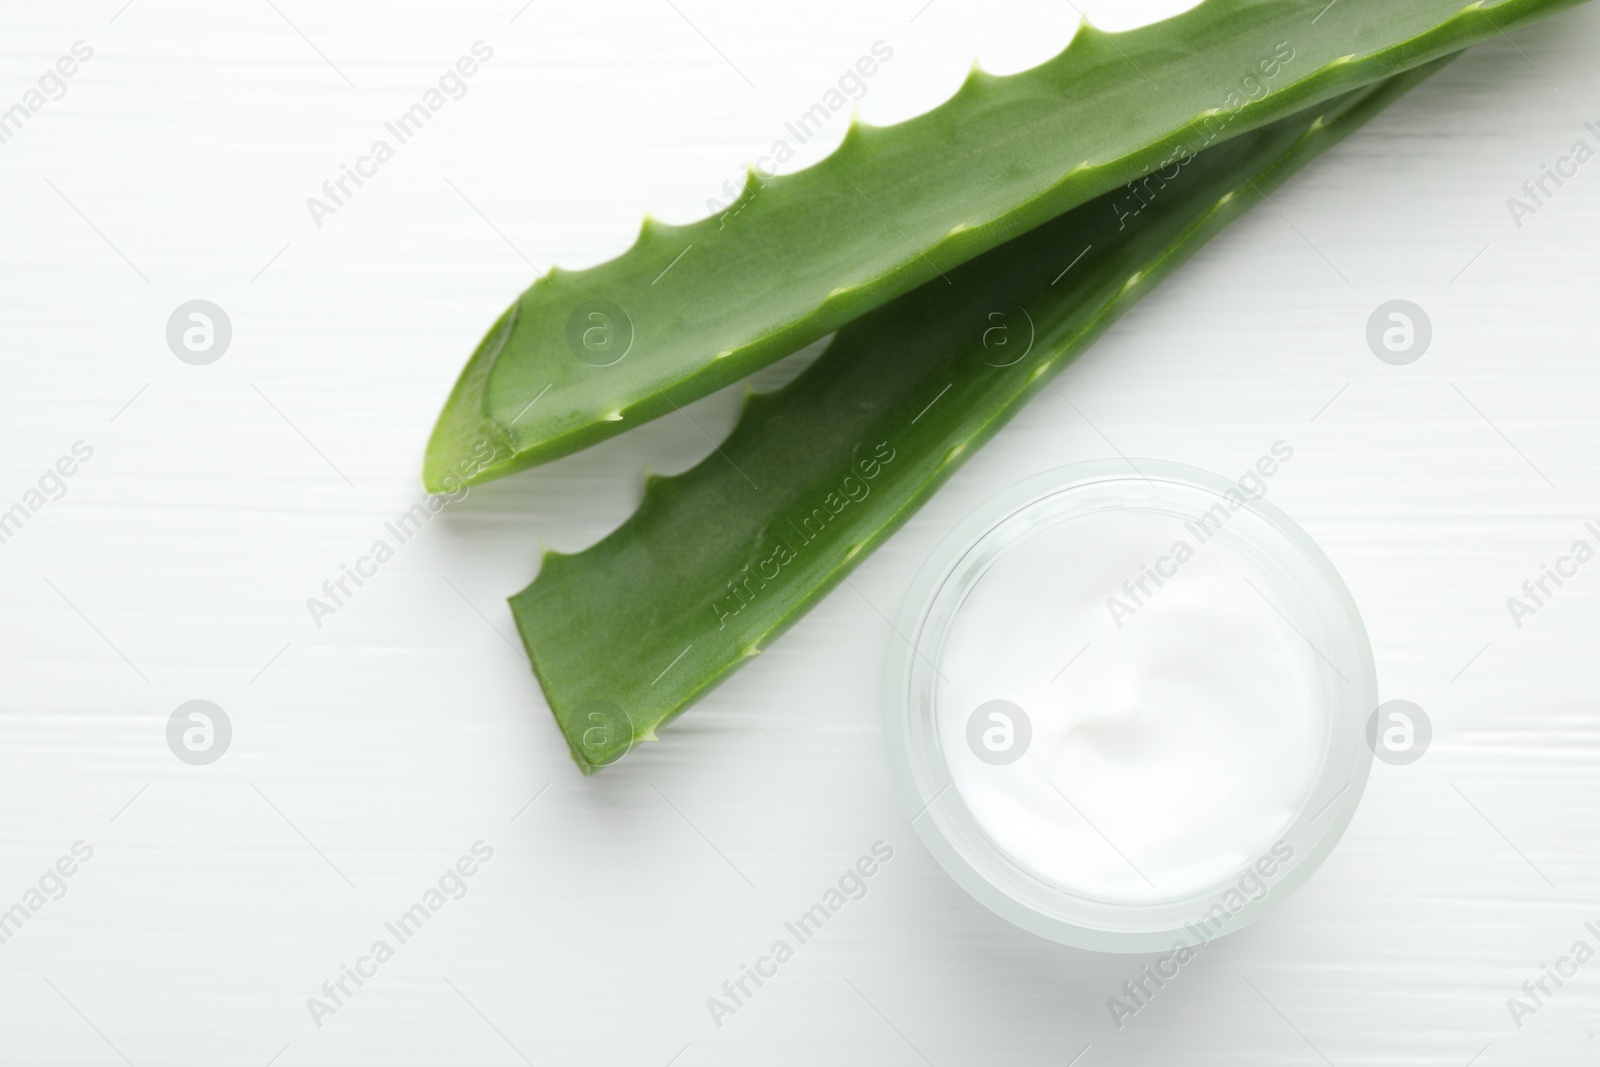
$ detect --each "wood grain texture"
[1,0,1597,1064]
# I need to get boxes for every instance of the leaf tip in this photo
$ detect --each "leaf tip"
[846,106,879,137]
[1064,11,1093,48]
[960,58,1001,95]
[639,211,692,250]
[839,113,869,149]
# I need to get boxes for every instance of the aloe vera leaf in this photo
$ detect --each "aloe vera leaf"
[509,60,1448,773]
[424,0,1580,492]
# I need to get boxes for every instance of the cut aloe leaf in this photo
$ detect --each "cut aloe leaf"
[510,59,1451,772]
[424,0,1581,491]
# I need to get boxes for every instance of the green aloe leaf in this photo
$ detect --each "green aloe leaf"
[511,59,1450,773]
[425,0,1580,492]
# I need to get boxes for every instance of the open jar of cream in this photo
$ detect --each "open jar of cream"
[884,460,1376,952]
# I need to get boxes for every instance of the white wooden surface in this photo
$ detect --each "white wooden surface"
[3,0,1599,1063]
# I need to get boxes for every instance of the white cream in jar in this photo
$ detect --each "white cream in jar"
[886,461,1375,949]
[937,499,1325,901]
